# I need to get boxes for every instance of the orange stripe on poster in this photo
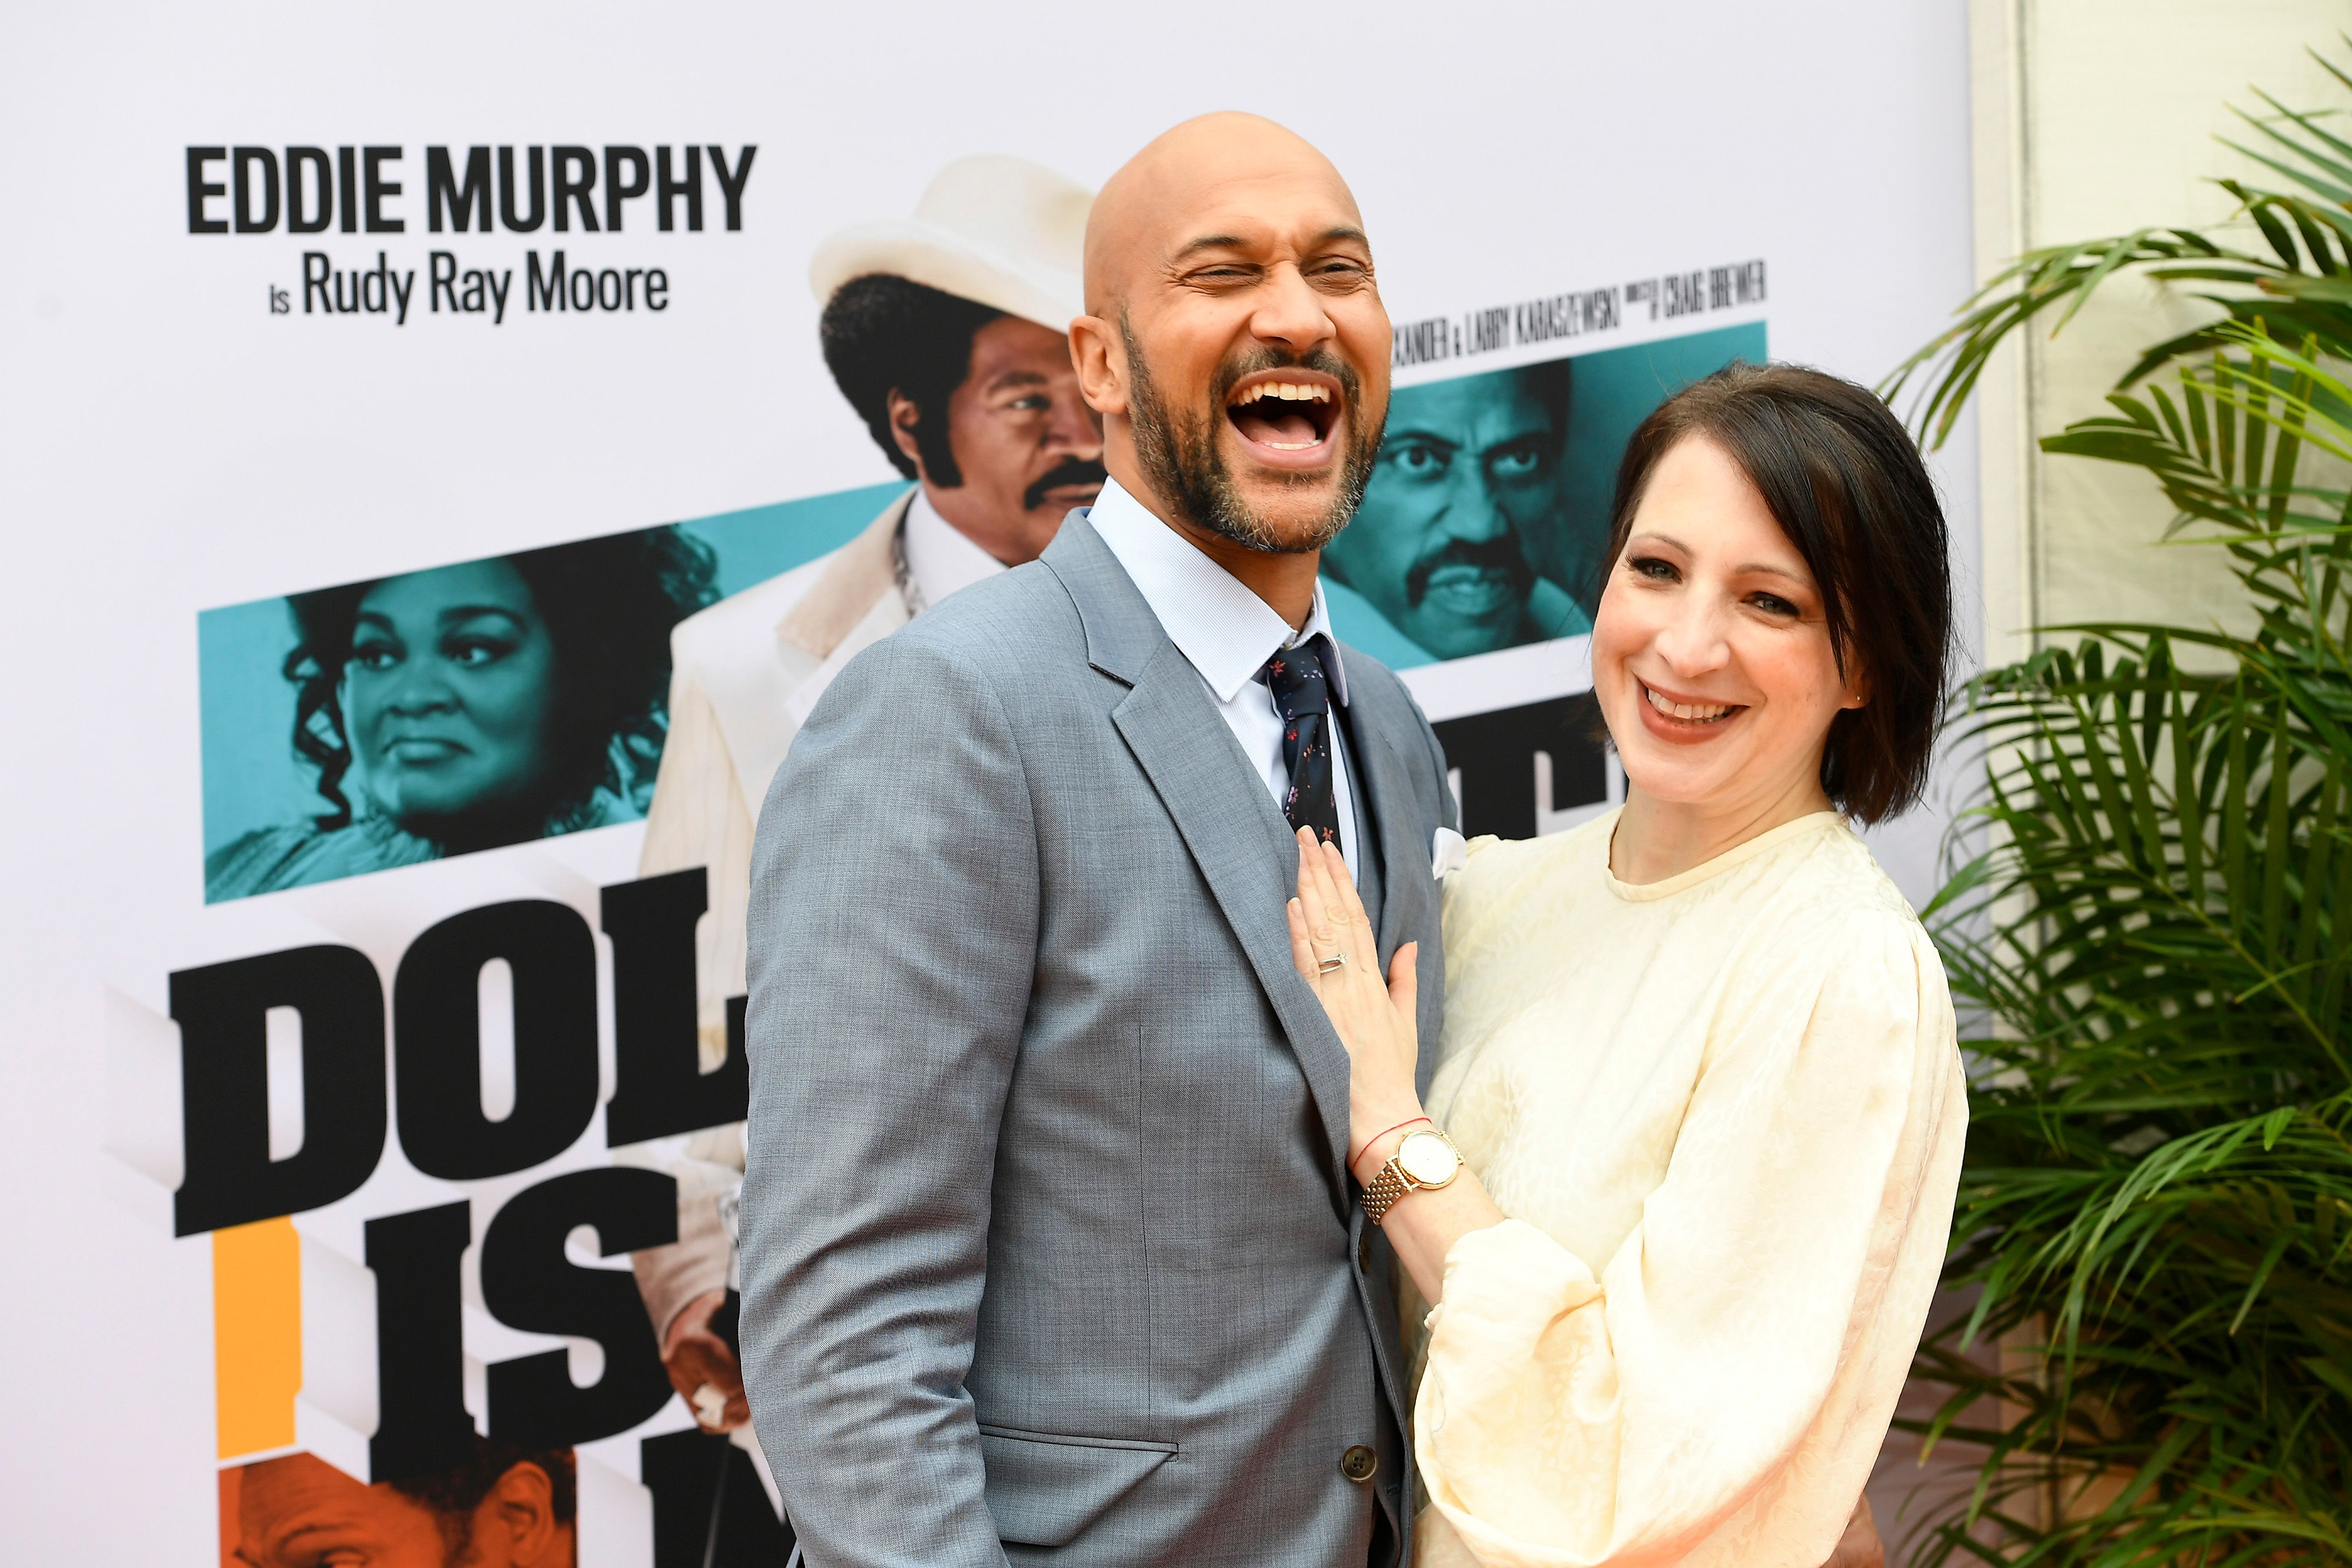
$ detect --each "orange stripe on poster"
[213,1216,301,1457]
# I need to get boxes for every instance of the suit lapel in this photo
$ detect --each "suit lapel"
[1111,644,1355,1195]
[1337,665,1446,1089]
[1355,710,1431,966]
[1043,514,1357,1194]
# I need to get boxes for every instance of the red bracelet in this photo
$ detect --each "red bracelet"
[1349,1116,1431,1178]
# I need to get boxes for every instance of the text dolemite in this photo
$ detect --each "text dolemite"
[170,871,742,1470]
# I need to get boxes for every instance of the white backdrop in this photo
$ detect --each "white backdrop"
[0,2,1978,1559]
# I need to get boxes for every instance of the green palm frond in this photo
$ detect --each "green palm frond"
[1903,625,2352,1562]
[1883,41,2352,452]
[1887,42,2352,1568]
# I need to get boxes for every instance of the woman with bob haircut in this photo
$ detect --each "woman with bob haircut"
[1285,362,1966,1566]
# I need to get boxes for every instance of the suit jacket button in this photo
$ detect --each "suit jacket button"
[1340,1445,1378,1483]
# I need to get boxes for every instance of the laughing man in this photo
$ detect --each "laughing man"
[739,113,1454,1566]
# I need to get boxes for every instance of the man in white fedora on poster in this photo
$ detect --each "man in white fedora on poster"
[617,154,1104,1451]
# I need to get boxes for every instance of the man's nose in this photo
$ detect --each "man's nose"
[1043,387,1104,456]
[1247,263,1338,356]
[1436,470,1513,544]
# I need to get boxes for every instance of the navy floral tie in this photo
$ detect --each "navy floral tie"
[1259,637,1342,847]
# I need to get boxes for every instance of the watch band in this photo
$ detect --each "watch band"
[1361,1128,1460,1225]
[1361,1159,1414,1225]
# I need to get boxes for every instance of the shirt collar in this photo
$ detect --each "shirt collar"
[901,486,1010,610]
[1085,476,1348,706]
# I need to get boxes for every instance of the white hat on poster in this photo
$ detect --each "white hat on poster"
[808,155,1094,332]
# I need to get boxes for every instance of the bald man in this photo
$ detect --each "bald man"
[738,114,1454,1566]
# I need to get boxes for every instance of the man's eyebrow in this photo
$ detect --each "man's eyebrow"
[984,369,1051,389]
[268,1519,358,1547]
[1171,225,1371,265]
[1170,233,1250,262]
[1385,426,1461,448]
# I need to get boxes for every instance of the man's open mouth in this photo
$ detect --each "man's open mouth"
[1422,564,1519,620]
[1224,370,1342,465]
[1408,537,1532,622]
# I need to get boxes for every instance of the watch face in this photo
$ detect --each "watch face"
[1396,1131,1459,1185]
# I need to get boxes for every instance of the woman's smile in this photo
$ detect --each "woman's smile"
[379,733,475,765]
[1635,677,1746,736]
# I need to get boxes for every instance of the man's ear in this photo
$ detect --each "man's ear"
[1067,316,1127,419]
[478,1461,560,1566]
[885,390,926,477]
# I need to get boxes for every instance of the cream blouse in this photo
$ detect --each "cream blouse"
[1410,810,1966,1568]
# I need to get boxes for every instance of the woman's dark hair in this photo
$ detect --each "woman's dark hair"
[1602,361,1952,825]
[283,525,719,839]
[820,273,1003,485]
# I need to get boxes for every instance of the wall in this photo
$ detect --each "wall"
[0,4,1982,1560]
[1969,0,2352,664]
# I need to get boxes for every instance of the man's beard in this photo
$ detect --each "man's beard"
[1120,313,1382,554]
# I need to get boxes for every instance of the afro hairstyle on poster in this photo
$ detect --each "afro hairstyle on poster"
[819,273,1004,486]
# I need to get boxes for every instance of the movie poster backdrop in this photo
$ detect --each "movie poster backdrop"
[183,326,1756,1566]
[200,326,1762,905]
[4,8,1979,1563]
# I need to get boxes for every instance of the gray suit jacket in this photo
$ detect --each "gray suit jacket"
[740,513,1455,1566]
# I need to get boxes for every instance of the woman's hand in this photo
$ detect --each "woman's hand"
[1285,825,1426,1175]
[1289,825,1505,1296]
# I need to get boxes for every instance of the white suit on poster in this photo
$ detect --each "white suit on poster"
[617,155,1097,1365]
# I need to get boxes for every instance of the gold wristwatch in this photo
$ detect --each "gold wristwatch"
[1361,1127,1462,1224]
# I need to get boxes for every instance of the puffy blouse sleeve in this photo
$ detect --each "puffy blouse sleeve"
[1414,911,1967,1568]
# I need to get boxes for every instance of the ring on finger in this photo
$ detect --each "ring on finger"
[1317,952,1348,974]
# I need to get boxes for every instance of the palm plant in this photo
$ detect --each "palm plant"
[1880,48,2352,1566]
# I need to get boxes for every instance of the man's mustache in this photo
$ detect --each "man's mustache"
[1211,345,1361,414]
[1024,457,1108,512]
[1405,534,1533,609]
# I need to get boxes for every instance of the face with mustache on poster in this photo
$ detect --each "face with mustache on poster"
[1070,113,1390,576]
[231,1451,574,1568]
[886,313,1107,564]
[811,155,1105,571]
[1323,361,1582,661]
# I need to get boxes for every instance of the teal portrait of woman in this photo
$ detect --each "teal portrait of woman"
[206,527,717,901]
